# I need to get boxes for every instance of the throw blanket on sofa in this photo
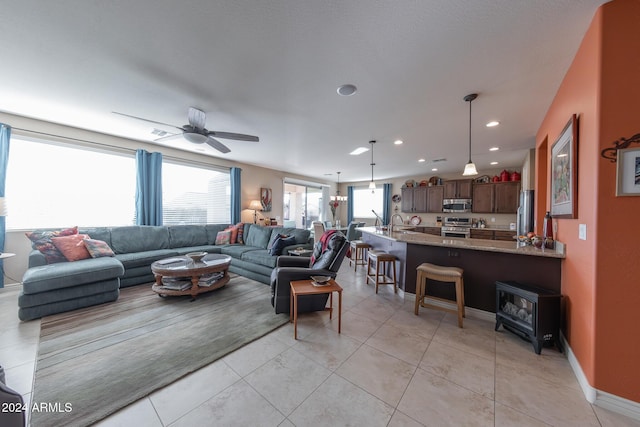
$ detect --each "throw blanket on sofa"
[310,229,337,265]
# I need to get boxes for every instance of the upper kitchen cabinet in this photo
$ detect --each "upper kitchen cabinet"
[401,186,427,212]
[426,185,444,213]
[494,181,520,213]
[444,179,473,199]
[473,182,520,213]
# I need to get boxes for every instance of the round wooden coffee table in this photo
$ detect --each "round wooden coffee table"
[151,253,232,300]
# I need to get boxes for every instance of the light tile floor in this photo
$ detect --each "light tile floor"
[1,264,639,426]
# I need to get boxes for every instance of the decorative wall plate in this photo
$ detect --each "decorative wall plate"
[410,215,422,225]
[392,194,401,203]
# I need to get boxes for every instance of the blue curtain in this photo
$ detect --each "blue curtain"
[382,183,392,225]
[347,186,354,224]
[0,124,11,288]
[230,167,241,224]
[135,149,163,226]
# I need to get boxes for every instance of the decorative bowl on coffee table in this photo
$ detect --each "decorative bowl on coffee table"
[186,251,207,263]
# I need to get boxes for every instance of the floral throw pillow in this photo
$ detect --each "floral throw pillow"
[25,226,79,264]
[225,225,239,244]
[83,239,115,258]
[215,230,232,245]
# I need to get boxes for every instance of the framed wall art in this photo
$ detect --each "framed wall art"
[260,187,272,212]
[616,147,640,196]
[550,114,578,218]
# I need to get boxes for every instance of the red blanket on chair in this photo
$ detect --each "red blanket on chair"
[310,229,337,265]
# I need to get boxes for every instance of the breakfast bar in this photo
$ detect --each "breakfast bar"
[359,227,564,313]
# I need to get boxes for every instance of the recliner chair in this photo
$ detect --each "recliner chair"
[0,366,26,427]
[270,230,348,314]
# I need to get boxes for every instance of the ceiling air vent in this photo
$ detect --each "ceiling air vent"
[151,128,169,137]
[432,158,447,163]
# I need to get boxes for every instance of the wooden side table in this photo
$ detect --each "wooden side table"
[290,279,342,340]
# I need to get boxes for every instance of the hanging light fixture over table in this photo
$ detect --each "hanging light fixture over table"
[369,140,376,192]
[462,93,479,176]
[331,171,347,202]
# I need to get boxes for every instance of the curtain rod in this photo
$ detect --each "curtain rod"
[11,126,231,171]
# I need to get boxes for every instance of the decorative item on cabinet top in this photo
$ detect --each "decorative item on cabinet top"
[402,177,442,188]
[485,170,521,183]
[474,175,491,184]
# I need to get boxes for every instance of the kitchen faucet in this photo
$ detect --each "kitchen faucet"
[390,213,404,232]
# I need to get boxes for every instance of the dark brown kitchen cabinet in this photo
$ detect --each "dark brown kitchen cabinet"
[444,179,472,199]
[494,230,517,241]
[401,186,427,213]
[472,182,520,213]
[494,182,520,213]
[426,185,444,213]
[472,183,494,213]
[470,229,494,240]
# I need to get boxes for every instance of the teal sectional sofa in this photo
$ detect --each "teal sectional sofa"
[19,223,312,321]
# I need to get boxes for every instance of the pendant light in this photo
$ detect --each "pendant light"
[331,171,347,202]
[462,93,479,176]
[369,140,376,192]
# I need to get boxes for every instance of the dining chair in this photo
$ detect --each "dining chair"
[324,220,332,229]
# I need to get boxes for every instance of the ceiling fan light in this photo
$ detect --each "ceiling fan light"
[184,132,208,144]
[463,162,478,176]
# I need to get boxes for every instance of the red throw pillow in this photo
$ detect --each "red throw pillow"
[235,223,245,244]
[225,225,239,244]
[51,234,91,261]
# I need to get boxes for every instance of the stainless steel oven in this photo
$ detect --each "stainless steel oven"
[442,199,472,213]
[441,217,471,238]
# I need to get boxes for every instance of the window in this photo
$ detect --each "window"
[162,160,230,225]
[5,137,136,229]
[352,187,384,219]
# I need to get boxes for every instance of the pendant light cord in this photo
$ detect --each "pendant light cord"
[468,98,472,163]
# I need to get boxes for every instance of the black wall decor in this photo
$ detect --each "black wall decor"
[601,132,640,162]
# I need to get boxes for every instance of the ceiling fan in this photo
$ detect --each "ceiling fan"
[113,107,259,154]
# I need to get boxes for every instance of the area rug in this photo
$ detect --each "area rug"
[31,275,288,427]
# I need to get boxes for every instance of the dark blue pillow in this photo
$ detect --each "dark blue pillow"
[269,235,296,256]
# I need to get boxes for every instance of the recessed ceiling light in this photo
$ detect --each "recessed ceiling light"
[489,147,499,151]
[486,121,500,127]
[350,147,369,155]
[394,139,403,145]
[418,158,425,162]
[337,84,357,96]
[490,161,498,165]
[431,168,438,171]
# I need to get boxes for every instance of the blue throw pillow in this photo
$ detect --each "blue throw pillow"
[269,235,296,256]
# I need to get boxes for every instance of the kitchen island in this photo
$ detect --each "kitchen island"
[359,227,564,313]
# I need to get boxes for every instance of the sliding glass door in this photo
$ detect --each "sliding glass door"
[284,182,323,229]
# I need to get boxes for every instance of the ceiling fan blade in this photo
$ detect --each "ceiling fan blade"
[208,131,259,142]
[205,137,231,153]
[112,111,183,131]
[188,107,207,130]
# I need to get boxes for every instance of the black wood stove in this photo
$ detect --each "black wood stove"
[495,281,562,354]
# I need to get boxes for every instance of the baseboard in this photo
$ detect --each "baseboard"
[560,331,640,421]
[409,293,495,323]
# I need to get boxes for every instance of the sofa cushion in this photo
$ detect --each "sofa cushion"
[205,224,232,244]
[269,235,296,256]
[110,226,170,254]
[83,239,115,258]
[26,226,79,264]
[168,225,209,248]
[244,225,271,249]
[172,245,221,255]
[114,249,178,269]
[22,257,124,294]
[241,249,279,268]
[215,230,232,245]
[51,234,91,261]
[18,279,120,308]
[220,245,260,259]
[79,227,112,247]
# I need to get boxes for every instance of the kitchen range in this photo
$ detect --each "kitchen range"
[440,217,472,238]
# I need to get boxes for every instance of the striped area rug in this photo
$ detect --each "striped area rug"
[32,274,288,427]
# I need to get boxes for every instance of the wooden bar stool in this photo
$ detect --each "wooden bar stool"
[415,263,465,328]
[366,251,398,294]
[349,240,371,271]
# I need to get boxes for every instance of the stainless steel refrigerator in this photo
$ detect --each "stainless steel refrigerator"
[516,190,534,236]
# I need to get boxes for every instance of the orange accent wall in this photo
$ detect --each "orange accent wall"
[536,0,640,402]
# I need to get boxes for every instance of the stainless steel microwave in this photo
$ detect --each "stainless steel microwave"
[442,198,472,213]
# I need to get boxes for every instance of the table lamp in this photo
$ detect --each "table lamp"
[248,200,262,224]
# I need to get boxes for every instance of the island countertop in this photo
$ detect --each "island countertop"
[359,227,565,259]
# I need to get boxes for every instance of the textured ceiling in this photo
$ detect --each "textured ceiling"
[0,0,607,183]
